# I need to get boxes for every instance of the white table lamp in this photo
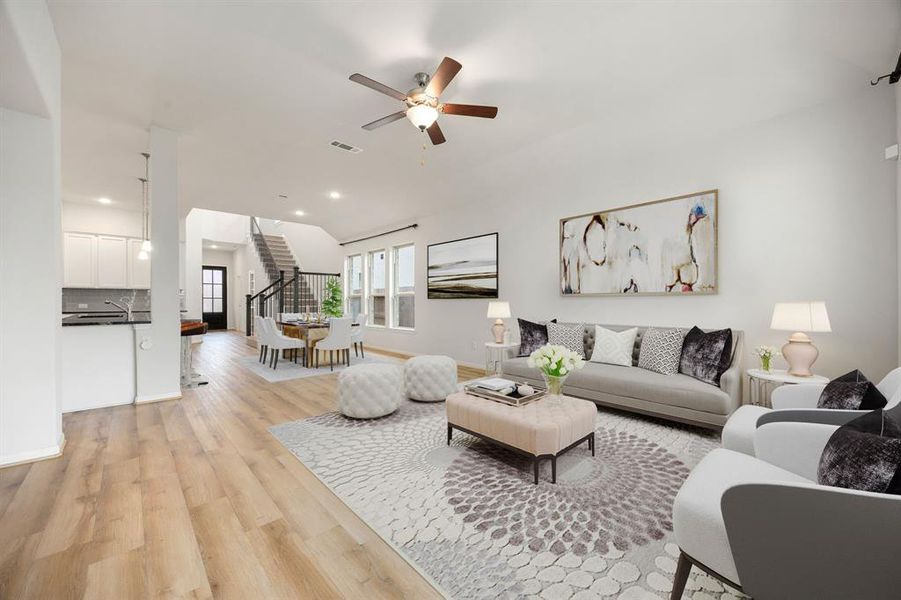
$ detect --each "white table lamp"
[487,301,511,344]
[770,302,831,377]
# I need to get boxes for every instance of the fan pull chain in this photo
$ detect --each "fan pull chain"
[421,139,427,167]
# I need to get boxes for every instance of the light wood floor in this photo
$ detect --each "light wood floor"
[0,331,484,599]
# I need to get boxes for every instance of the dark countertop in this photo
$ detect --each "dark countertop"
[62,311,152,327]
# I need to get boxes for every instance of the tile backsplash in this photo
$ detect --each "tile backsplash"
[62,288,152,313]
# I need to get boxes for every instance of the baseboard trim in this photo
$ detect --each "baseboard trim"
[134,392,182,405]
[0,433,66,469]
[366,345,484,371]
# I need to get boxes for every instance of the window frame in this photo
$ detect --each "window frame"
[345,254,363,320]
[367,248,387,328]
[391,243,415,330]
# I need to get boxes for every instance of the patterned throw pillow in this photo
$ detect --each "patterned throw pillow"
[678,327,733,386]
[638,328,687,375]
[517,318,556,357]
[589,326,637,367]
[818,405,901,494]
[547,322,585,358]
[817,370,888,410]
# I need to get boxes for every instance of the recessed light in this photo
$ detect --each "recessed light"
[329,191,341,200]
[294,210,305,216]
[210,244,218,249]
[97,197,112,204]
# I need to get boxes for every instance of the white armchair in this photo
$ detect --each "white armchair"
[723,367,901,455]
[672,420,901,599]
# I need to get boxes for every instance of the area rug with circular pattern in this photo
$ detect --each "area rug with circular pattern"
[269,398,745,600]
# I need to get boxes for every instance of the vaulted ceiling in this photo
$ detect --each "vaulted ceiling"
[49,1,900,240]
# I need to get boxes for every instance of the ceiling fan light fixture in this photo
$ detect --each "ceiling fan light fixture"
[406,104,438,130]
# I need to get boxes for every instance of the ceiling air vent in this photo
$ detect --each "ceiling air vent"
[330,140,363,154]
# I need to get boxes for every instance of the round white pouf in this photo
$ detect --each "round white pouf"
[404,355,457,402]
[721,404,772,456]
[338,363,403,419]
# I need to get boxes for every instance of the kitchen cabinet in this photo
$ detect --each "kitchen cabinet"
[63,232,97,287]
[127,238,151,289]
[63,232,151,289]
[97,235,128,288]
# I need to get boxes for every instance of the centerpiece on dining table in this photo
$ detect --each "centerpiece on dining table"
[527,343,585,396]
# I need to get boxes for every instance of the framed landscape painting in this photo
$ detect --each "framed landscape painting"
[428,233,498,299]
[560,190,717,296]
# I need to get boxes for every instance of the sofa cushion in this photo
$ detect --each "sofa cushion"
[588,326,637,366]
[673,448,809,585]
[547,322,585,358]
[679,326,733,386]
[638,327,687,375]
[502,358,734,415]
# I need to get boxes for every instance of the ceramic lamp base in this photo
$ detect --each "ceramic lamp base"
[491,320,506,344]
[782,333,819,377]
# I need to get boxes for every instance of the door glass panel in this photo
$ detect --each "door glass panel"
[213,284,222,299]
[203,284,213,298]
[213,299,222,313]
[212,270,222,284]
[203,299,213,312]
[203,270,213,283]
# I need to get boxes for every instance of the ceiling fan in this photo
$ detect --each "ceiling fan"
[349,57,498,145]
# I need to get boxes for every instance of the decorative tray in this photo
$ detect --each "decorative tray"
[463,382,548,407]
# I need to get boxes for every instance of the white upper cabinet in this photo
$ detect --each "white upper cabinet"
[63,232,97,287]
[96,235,129,288]
[63,232,150,289]
[127,238,151,289]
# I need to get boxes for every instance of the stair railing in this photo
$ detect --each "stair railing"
[245,267,341,336]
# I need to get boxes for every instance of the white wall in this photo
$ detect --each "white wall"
[258,219,343,274]
[0,0,63,466]
[344,88,899,381]
[202,248,237,329]
[61,201,142,237]
[133,126,181,403]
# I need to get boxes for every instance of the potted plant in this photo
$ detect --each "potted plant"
[527,344,585,396]
[321,277,344,318]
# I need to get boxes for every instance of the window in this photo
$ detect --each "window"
[368,249,386,326]
[393,244,415,329]
[345,244,415,331]
[346,254,363,319]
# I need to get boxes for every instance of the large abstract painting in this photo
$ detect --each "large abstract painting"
[428,233,498,299]
[560,190,717,296]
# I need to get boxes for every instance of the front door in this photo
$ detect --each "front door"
[202,266,228,330]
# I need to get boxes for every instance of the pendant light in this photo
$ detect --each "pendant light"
[138,152,151,260]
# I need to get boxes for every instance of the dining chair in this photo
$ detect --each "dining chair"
[351,312,367,358]
[262,317,305,369]
[254,315,269,363]
[314,317,353,371]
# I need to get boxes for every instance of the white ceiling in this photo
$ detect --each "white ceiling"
[48,1,900,240]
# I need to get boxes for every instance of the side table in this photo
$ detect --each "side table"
[746,368,828,407]
[485,342,519,375]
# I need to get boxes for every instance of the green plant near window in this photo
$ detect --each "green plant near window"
[321,276,344,318]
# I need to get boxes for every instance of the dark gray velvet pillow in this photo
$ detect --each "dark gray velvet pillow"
[817,370,887,410]
[678,326,732,386]
[517,318,556,357]
[818,405,901,494]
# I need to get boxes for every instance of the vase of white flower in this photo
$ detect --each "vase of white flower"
[754,345,780,372]
[527,344,585,399]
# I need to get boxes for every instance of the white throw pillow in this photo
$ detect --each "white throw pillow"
[589,326,638,366]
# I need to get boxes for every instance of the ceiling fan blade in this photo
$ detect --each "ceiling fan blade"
[426,122,446,145]
[425,57,462,98]
[441,103,498,119]
[362,111,407,130]
[349,73,408,101]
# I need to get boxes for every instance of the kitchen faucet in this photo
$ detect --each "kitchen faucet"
[105,296,134,320]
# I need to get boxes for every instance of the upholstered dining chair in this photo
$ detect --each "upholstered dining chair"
[261,317,305,369]
[722,366,901,456]
[351,312,367,358]
[314,317,353,371]
[254,315,269,364]
[671,419,901,599]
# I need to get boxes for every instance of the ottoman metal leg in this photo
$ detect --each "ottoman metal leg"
[533,458,540,485]
[447,424,453,445]
[551,455,557,483]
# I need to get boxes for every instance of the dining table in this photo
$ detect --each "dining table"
[276,320,359,368]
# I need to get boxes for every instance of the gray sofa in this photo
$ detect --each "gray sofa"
[501,324,744,428]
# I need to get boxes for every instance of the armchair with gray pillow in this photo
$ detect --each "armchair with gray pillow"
[672,419,901,599]
[722,366,901,456]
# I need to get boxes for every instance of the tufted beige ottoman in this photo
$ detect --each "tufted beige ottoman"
[404,355,457,402]
[338,363,403,419]
[446,392,597,484]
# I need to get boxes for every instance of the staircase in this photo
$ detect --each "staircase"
[250,229,318,312]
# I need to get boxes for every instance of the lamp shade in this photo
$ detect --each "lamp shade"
[770,302,831,333]
[486,301,511,319]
